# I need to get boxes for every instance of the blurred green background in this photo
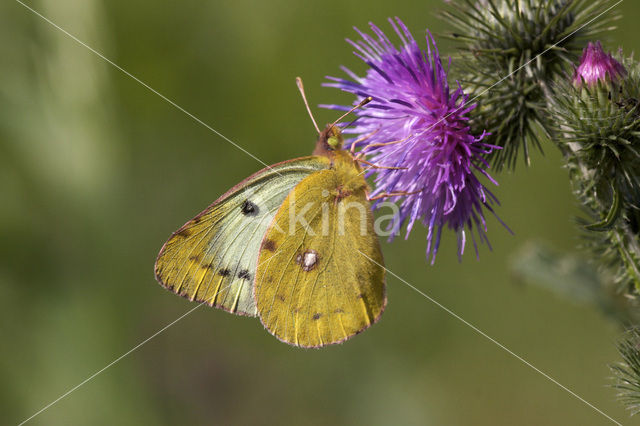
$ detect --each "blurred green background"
[2,1,639,425]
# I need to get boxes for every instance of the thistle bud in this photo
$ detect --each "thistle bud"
[548,49,640,294]
[573,41,626,87]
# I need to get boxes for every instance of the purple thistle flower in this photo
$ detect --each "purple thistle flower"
[573,41,626,87]
[323,17,506,262]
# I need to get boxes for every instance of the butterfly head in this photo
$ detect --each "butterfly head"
[295,77,369,157]
[313,124,344,156]
[326,124,344,150]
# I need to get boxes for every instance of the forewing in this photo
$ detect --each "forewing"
[255,170,386,346]
[155,156,330,316]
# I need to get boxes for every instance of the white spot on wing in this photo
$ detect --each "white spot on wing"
[303,252,317,268]
[296,249,319,272]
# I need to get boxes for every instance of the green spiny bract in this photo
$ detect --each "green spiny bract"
[442,0,619,170]
[612,328,640,416]
[548,55,640,294]
[579,207,640,295]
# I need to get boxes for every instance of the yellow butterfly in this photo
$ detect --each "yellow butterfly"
[155,80,386,347]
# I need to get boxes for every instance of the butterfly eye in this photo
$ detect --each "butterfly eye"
[327,136,338,149]
[327,135,343,150]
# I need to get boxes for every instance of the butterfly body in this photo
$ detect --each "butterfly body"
[155,125,386,347]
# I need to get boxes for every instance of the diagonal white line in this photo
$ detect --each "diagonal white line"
[356,0,624,176]
[17,303,203,426]
[18,217,295,425]
[13,0,625,424]
[13,0,279,174]
[358,250,623,426]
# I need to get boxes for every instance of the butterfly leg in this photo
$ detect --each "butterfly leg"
[355,157,407,170]
[360,134,411,153]
[350,128,381,155]
[368,190,422,201]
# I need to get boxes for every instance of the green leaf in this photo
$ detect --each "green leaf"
[585,185,621,231]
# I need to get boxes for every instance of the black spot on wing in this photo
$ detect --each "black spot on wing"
[218,268,231,277]
[238,269,252,280]
[261,239,277,252]
[241,200,259,216]
[176,228,192,238]
[312,313,322,320]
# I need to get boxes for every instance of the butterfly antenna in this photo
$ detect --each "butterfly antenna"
[296,77,321,134]
[344,115,361,129]
[330,97,373,129]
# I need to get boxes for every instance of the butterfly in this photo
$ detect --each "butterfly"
[154,80,386,348]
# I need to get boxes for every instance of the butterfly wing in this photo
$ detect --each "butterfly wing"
[155,156,330,316]
[254,164,386,347]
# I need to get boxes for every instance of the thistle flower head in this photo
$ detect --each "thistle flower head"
[574,41,626,87]
[323,18,505,262]
[442,0,620,170]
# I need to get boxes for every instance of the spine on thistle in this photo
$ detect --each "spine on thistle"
[612,328,640,416]
[546,41,640,295]
[442,0,620,170]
